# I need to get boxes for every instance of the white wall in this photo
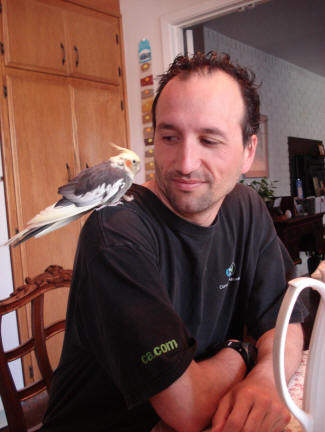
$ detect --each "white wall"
[0,151,13,299]
[120,0,201,184]
[0,150,23,419]
[203,27,325,196]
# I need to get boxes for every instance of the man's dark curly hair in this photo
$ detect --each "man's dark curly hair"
[152,51,260,145]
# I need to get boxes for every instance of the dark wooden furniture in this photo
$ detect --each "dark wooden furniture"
[0,265,72,432]
[274,213,325,264]
[288,136,325,197]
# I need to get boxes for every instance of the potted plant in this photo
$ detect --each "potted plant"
[240,177,278,205]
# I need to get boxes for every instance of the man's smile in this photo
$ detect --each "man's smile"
[171,177,206,191]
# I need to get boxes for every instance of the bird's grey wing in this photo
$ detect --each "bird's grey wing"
[58,161,131,207]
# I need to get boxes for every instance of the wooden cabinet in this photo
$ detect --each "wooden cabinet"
[0,0,128,381]
[3,0,67,74]
[66,10,121,83]
[72,81,127,169]
[6,70,81,276]
[274,213,325,264]
[3,0,121,83]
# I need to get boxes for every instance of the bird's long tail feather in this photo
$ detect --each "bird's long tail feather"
[4,225,51,248]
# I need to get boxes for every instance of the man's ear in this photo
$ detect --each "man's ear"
[242,134,257,174]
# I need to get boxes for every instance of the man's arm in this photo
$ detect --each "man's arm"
[150,323,303,432]
[150,346,247,432]
[211,323,303,432]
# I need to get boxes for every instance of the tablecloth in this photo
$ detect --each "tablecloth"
[286,350,308,432]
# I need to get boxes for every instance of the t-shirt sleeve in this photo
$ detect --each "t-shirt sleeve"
[75,241,196,409]
[246,237,307,340]
[241,191,308,341]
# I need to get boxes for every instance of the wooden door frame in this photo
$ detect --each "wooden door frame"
[160,0,268,70]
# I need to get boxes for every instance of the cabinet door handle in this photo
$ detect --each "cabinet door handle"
[66,163,72,182]
[73,45,79,67]
[60,43,66,65]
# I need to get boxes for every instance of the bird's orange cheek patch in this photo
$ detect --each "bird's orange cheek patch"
[125,160,132,168]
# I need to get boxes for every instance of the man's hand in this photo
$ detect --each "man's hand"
[311,260,325,281]
[210,373,290,432]
[210,324,303,432]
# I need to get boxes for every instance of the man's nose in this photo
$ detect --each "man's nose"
[175,140,201,175]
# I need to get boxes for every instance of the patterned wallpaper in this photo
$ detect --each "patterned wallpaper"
[204,27,325,197]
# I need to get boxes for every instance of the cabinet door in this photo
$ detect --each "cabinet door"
[6,71,80,277]
[71,81,127,169]
[65,0,120,15]
[65,11,121,84]
[2,0,67,74]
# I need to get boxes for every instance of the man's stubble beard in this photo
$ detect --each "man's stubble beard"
[154,161,219,218]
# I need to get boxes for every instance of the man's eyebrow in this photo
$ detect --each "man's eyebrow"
[156,123,177,131]
[200,127,227,138]
[157,124,228,139]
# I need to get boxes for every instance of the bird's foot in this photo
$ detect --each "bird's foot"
[123,194,134,202]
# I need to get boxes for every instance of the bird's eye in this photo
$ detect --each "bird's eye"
[132,159,136,164]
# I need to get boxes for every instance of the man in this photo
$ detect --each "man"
[42,52,305,432]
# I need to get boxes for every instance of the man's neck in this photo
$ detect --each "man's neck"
[143,180,222,227]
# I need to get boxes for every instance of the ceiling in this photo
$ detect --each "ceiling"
[193,0,325,78]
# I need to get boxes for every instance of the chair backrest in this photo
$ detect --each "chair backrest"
[0,265,72,432]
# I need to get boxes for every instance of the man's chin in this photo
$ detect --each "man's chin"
[167,195,209,217]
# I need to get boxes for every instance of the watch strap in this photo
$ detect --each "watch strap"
[223,340,257,372]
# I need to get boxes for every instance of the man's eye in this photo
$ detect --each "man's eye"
[201,138,216,145]
[162,135,178,142]
[201,137,223,146]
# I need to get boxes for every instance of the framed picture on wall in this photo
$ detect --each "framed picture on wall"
[245,114,269,178]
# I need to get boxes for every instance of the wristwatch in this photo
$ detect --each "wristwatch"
[223,340,258,373]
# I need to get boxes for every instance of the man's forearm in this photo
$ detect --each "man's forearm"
[211,323,304,432]
[253,322,303,383]
[150,346,247,432]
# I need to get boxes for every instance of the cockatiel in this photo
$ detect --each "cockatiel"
[4,144,141,248]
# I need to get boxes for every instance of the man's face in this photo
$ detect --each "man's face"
[151,70,257,226]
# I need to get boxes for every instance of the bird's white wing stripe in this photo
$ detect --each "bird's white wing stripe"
[105,178,125,202]
[64,179,125,206]
[33,214,83,238]
[72,183,108,205]
[28,202,98,227]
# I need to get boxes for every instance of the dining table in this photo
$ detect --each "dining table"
[285,350,308,432]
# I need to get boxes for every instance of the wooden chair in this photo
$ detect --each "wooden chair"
[0,265,72,432]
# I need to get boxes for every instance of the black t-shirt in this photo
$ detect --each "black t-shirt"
[41,183,305,431]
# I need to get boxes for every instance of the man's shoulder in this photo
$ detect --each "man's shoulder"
[221,182,273,233]
[80,184,160,249]
[225,182,265,209]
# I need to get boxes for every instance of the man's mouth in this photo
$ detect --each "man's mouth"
[172,177,205,191]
